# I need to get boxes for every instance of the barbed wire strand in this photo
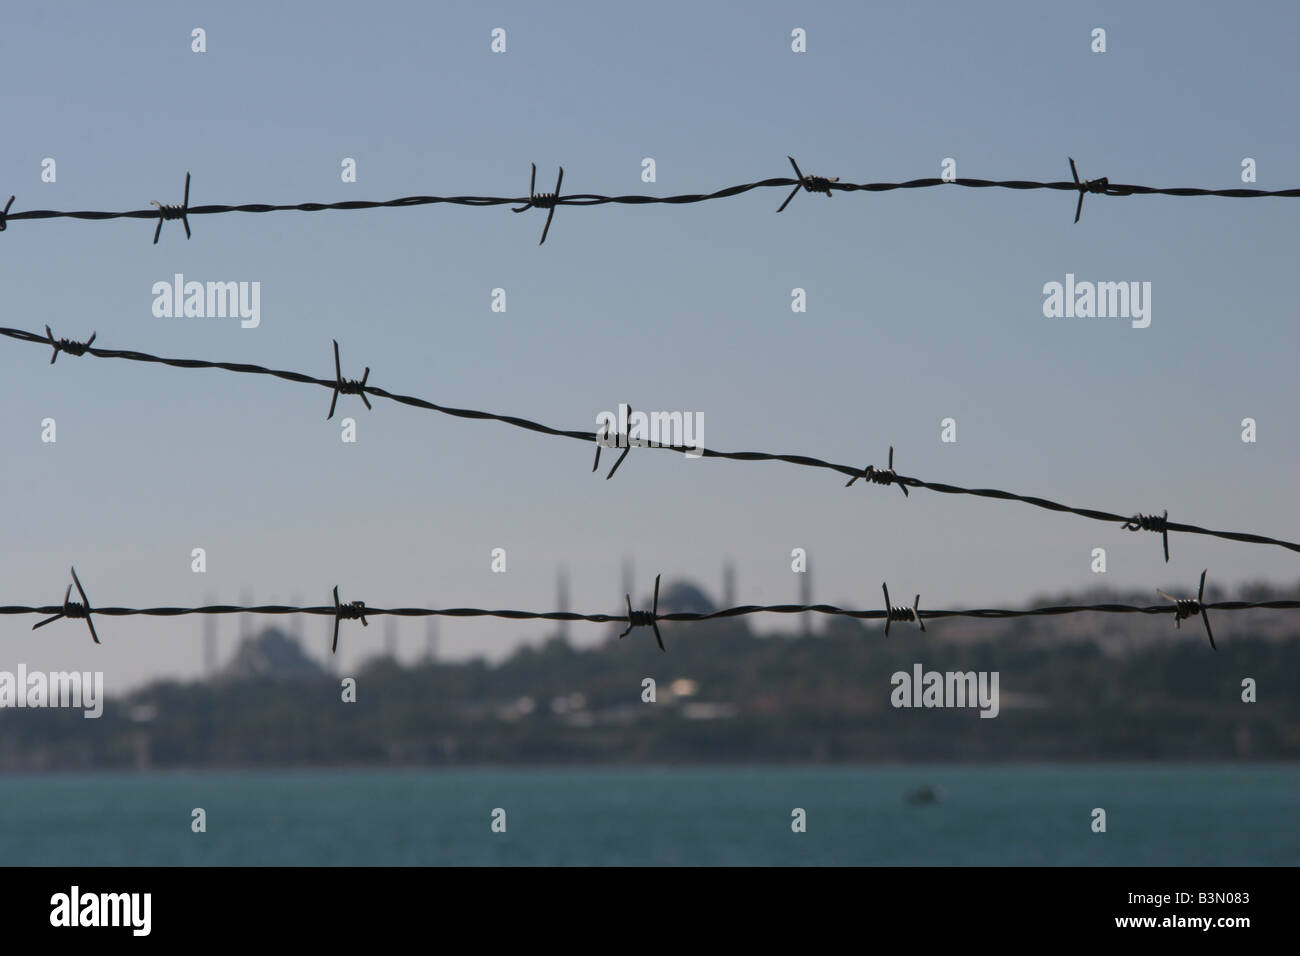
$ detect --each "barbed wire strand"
[5,569,1291,653]
[1,158,1297,244]
[4,324,1297,560]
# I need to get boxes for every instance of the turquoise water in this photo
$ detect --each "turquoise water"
[1,765,1295,866]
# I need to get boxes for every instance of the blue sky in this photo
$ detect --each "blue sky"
[2,0,1297,690]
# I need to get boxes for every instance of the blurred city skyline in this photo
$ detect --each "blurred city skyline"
[2,0,1297,692]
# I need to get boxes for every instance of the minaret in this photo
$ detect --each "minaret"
[202,597,217,677]
[621,557,634,606]
[384,615,398,660]
[557,568,570,640]
[722,560,736,608]
[799,558,812,637]
[425,611,439,663]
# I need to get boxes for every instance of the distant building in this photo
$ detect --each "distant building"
[220,627,323,680]
[659,581,715,615]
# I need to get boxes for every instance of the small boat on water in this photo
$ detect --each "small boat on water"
[906,784,944,805]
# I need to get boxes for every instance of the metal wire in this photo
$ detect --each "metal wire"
[4,324,1296,560]
[4,568,1285,653]
[1,157,1295,244]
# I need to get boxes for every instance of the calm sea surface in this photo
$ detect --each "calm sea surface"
[1,765,1295,866]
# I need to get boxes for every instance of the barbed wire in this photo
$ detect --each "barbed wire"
[4,324,1296,561]
[6,569,1293,653]
[1,158,1296,245]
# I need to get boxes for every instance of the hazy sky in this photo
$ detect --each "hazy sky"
[2,0,1297,690]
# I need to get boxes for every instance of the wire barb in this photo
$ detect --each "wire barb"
[0,195,13,232]
[619,573,664,651]
[1123,509,1171,562]
[331,585,368,654]
[882,581,925,636]
[150,171,192,244]
[511,163,564,245]
[777,156,840,213]
[327,339,372,420]
[592,403,634,479]
[43,325,96,364]
[1068,157,1109,223]
[1157,569,1216,650]
[846,445,908,496]
[32,566,99,645]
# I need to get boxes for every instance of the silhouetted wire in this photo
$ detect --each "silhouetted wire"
[1,157,1296,244]
[4,566,1292,652]
[11,598,1297,622]
[4,324,1298,560]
